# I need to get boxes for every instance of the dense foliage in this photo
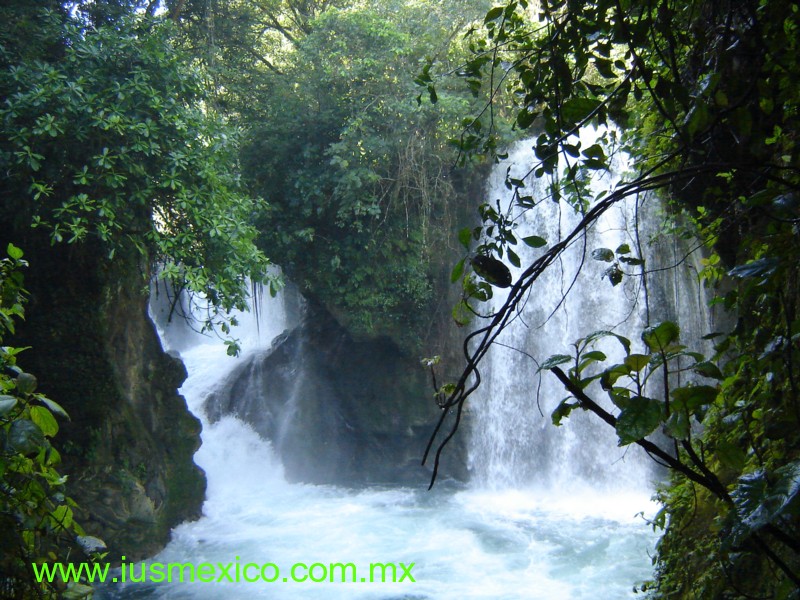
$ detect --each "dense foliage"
[243,4,478,343]
[0,245,103,599]
[0,1,270,587]
[0,6,271,349]
[170,0,497,347]
[420,0,800,596]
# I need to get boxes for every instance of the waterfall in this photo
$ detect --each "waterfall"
[98,137,679,599]
[468,133,714,495]
[149,273,299,358]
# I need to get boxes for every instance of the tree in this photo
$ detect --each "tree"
[232,0,493,348]
[162,0,352,124]
[0,8,272,351]
[421,0,800,596]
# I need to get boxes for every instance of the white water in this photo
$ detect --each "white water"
[470,134,653,492]
[98,138,671,599]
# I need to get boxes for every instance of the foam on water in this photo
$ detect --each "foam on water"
[99,137,670,598]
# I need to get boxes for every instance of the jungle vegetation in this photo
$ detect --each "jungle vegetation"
[1,0,799,598]
[420,0,800,597]
[167,0,498,346]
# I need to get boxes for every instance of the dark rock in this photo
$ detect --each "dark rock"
[204,300,468,486]
[8,230,205,561]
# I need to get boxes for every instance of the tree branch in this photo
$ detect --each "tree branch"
[549,366,728,497]
[170,0,186,24]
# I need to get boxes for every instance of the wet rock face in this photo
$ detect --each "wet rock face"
[10,231,205,561]
[204,301,468,486]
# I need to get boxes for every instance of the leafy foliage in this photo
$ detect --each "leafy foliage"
[169,0,342,89]
[0,245,105,599]
[538,313,800,595]
[223,0,493,346]
[419,0,800,595]
[0,9,272,350]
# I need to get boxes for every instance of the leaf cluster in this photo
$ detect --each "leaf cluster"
[421,0,800,594]
[0,245,106,599]
[232,1,492,345]
[538,313,800,595]
[0,9,272,352]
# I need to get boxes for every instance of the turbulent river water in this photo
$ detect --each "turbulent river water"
[94,133,714,599]
[97,318,658,600]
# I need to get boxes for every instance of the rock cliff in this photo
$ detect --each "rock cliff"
[10,230,206,561]
[203,299,468,486]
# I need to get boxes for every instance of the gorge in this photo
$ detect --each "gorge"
[93,135,711,599]
[3,2,799,597]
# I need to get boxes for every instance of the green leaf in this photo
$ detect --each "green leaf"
[716,441,747,471]
[7,419,46,455]
[62,582,94,600]
[561,97,602,124]
[615,243,631,255]
[693,361,723,380]
[642,321,680,352]
[577,350,607,374]
[603,265,623,286]
[594,57,616,78]
[731,462,800,545]
[40,397,70,419]
[30,405,59,437]
[51,504,74,529]
[670,385,718,413]
[46,446,61,466]
[450,258,466,283]
[517,108,537,129]
[484,6,504,23]
[471,255,512,288]
[507,248,521,268]
[458,227,472,250]
[582,144,606,160]
[664,410,690,440]
[7,243,23,260]
[583,330,631,354]
[624,353,650,372]
[15,372,37,394]
[224,340,241,357]
[592,247,614,262]
[609,386,632,409]
[452,300,472,326]
[522,235,547,248]
[0,395,18,417]
[616,396,663,445]
[552,399,580,426]
[428,85,438,104]
[539,354,572,372]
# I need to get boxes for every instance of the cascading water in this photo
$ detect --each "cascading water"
[94,134,710,599]
[469,132,714,497]
[470,135,654,493]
